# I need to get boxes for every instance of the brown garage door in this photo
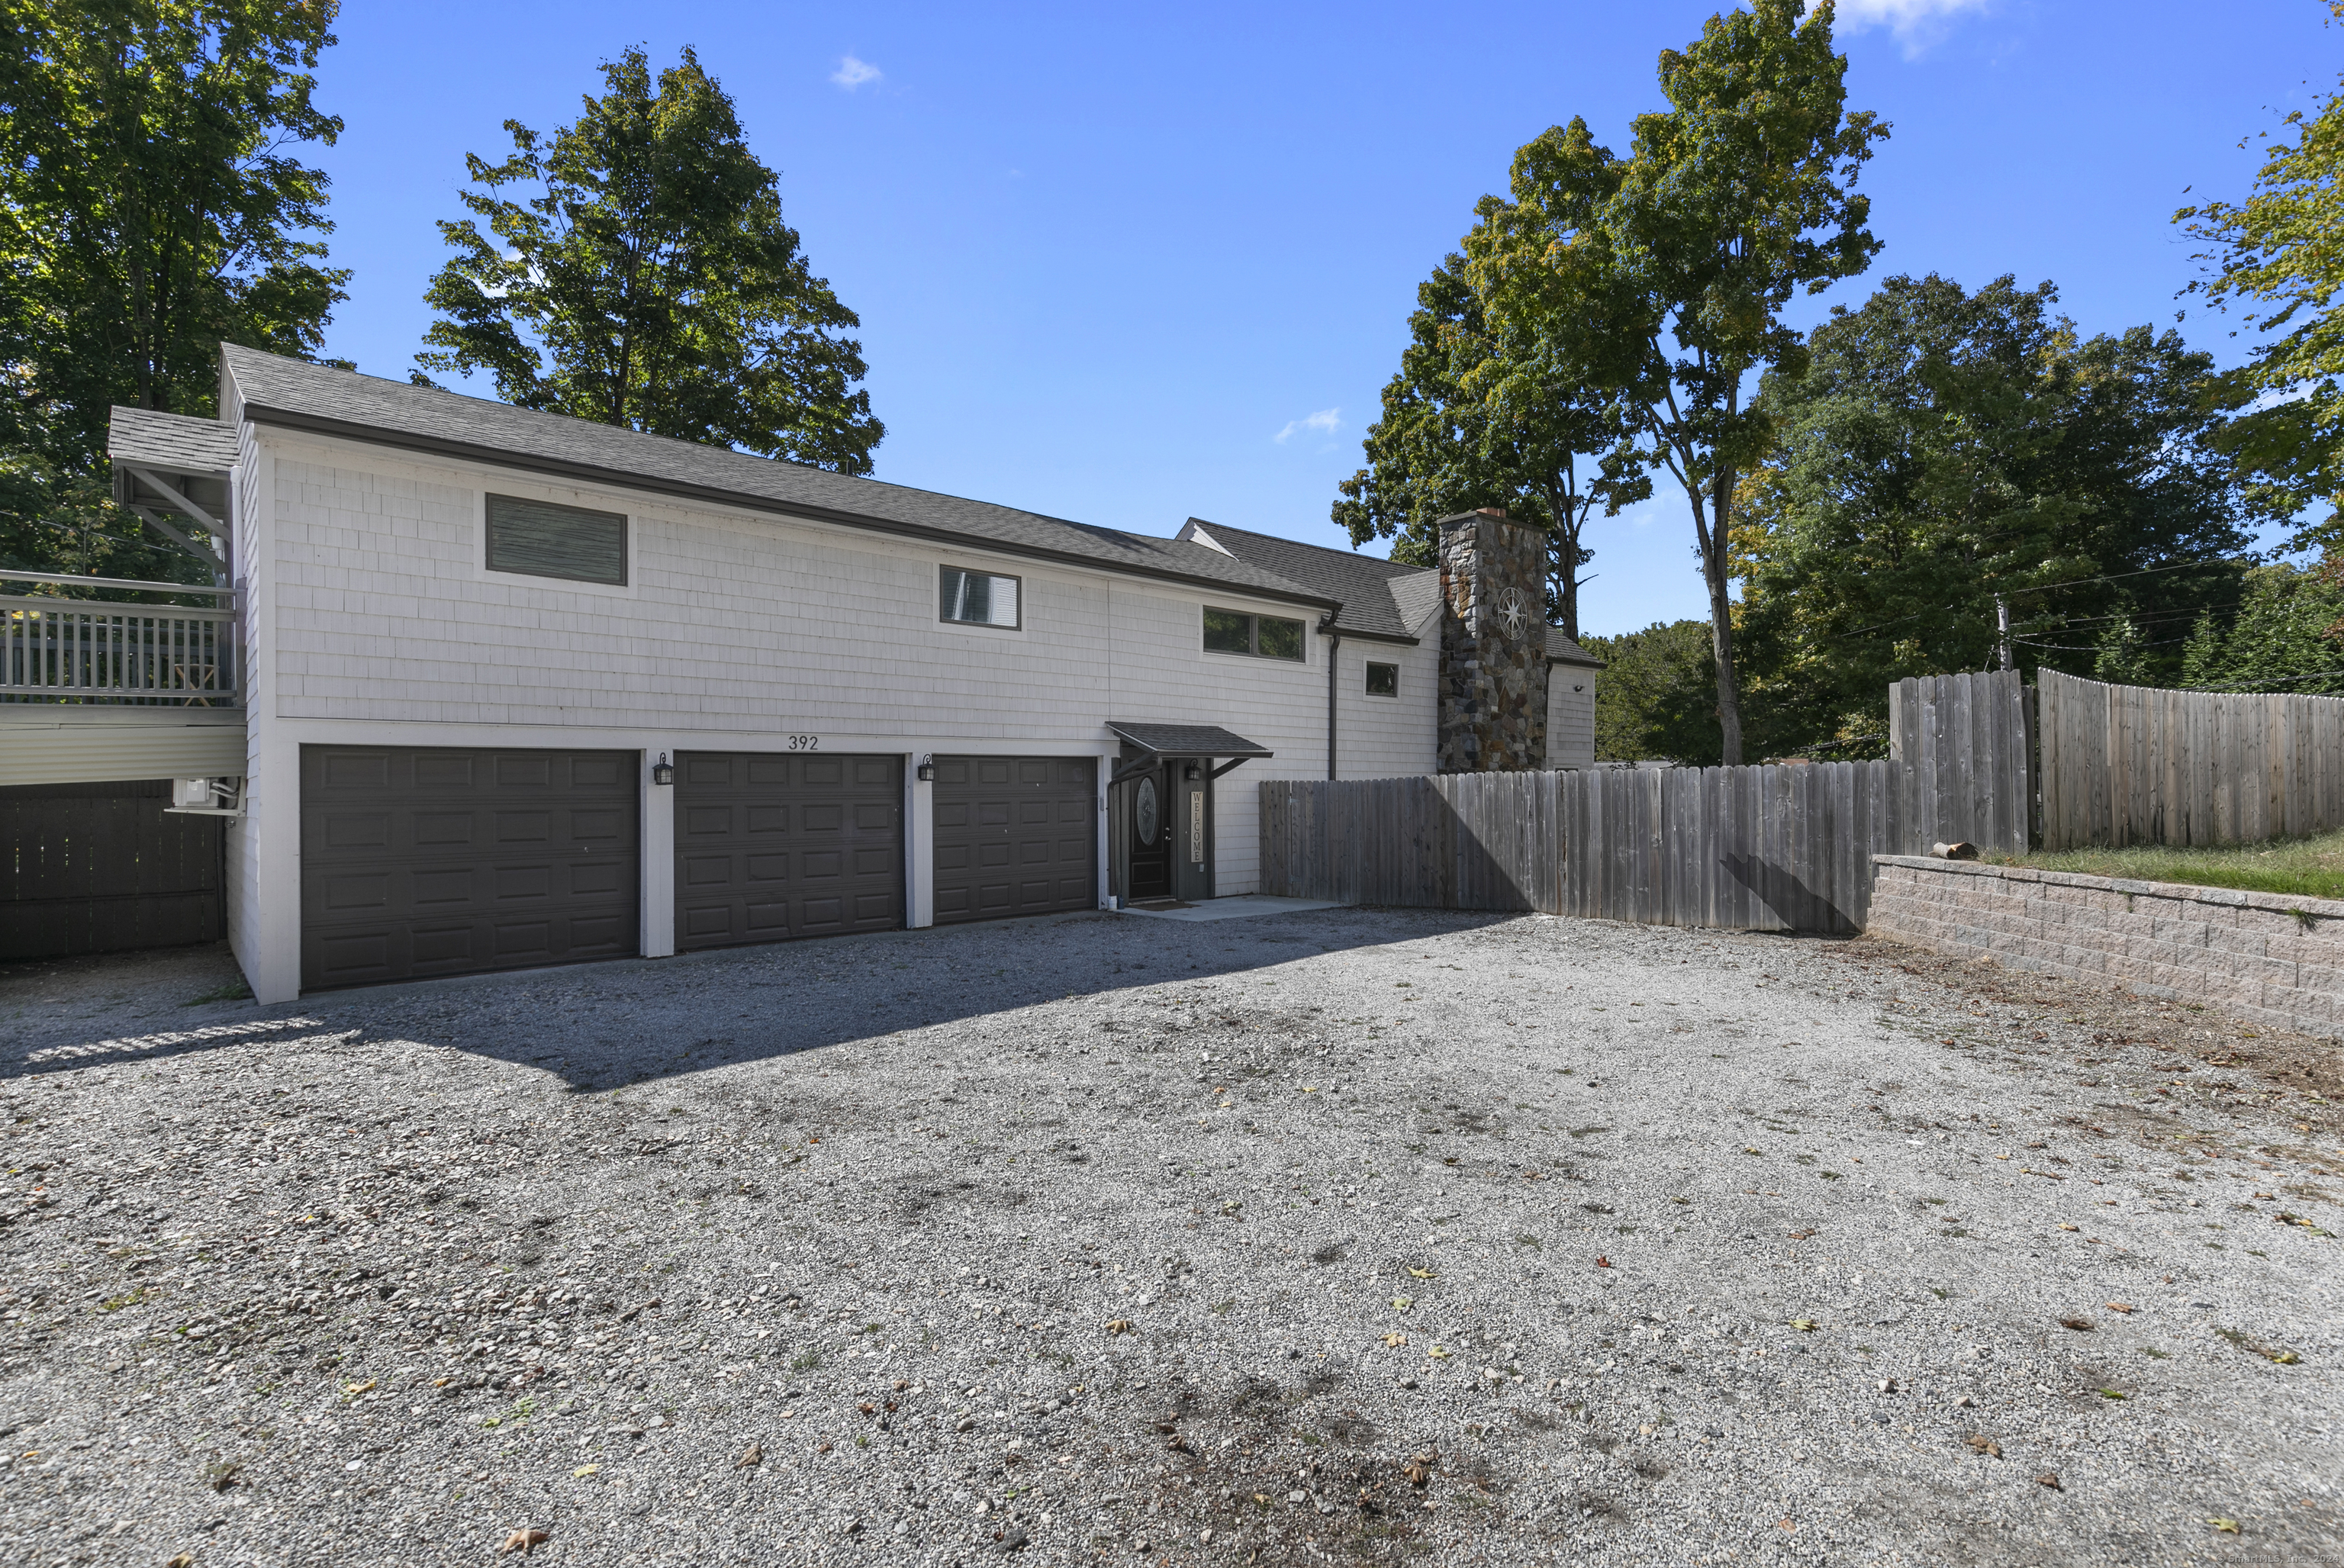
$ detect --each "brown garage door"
[301,746,639,992]
[932,755,1096,923]
[674,752,902,951]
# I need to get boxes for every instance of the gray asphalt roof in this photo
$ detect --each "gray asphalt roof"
[218,345,1332,609]
[1106,721,1273,758]
[1547,629,1603,667]
[108,407,240,475]
[1389,571,1443,636]
[1176,518,1434,642]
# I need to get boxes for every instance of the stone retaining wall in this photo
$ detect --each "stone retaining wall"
[1867,855,2342,1038]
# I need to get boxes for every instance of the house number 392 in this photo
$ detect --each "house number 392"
[787,735,819,750]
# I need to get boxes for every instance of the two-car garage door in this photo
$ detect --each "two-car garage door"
[301,746,640,992]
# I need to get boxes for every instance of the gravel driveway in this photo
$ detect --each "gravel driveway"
[2,908,2339,1568]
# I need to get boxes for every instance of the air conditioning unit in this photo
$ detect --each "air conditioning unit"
[167,778,246,818]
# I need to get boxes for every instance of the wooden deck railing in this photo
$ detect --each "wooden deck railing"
[1,569,239,707]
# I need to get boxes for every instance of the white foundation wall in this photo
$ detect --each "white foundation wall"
[1547,669,1597,769]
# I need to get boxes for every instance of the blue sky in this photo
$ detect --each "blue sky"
[305,1,2337,636]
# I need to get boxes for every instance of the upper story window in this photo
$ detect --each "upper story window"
[1203,607,1304,662]
[1365,661,1399,697]
[485,493,627,585]
[940,565,1020,628]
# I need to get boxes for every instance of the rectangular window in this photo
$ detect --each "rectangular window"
[1365,661,1399,697]
[940,566,1021,628]
[485,493,627,585]
[1203,607,1306,662]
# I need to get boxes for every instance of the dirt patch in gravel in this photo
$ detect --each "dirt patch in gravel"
[2,912,2339,1568]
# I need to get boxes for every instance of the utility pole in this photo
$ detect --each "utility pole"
[1995,595,2012,671]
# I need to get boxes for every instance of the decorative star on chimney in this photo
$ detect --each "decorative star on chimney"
[1495,586,1528,639]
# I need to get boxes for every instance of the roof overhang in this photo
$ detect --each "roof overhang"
[235,401,1343,616]
[1106,721,1272,784]
[106,407,238,572]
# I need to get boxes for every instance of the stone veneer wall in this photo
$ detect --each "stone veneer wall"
[1437,509,1547,772]
[1868,855,2342,1038]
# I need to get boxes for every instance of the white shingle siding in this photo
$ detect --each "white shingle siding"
[1547,670,1597,769]
[242,433,1436,924]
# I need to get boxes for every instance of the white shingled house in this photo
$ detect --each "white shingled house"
[4,345,1599,1001]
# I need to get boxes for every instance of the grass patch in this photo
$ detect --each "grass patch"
[1998,829,2344,903]
[184,977,254,1006]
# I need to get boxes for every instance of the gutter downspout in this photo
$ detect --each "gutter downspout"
[1321,613,1341,781]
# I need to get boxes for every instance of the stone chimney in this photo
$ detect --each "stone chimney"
[1436,507,1548,771]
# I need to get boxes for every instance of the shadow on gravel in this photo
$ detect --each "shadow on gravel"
[0,906,1518,1089]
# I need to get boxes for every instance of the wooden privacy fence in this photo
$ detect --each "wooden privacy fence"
[1,780,225,960]
[1261,667,2033,934]
[1261,759,1909,934]
[1888,668,2032,856]
[2038,668,2344,849]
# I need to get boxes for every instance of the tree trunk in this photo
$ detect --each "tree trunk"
[1692,466,1744,765]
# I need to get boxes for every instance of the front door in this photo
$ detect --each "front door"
[1128,765,1172,900]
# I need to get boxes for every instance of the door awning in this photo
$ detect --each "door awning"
[1106,722,1273,784]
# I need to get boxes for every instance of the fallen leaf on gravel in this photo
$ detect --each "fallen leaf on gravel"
[1787,1229,1814,1240]
[1426,1344,1451,1360]
[1402,1454,1432,1486]
[498,1528,550,1556]
[2058,1224,2079,1232]
[1105,1319,1132,1336]
[1789,1319,1818,1332]
[1406,1267,1437,1280]
[2210,1518,2240,1533]
[572,1463,599,1478]
[2059,1318,2094,1331]
[2105,1302,2134,1314]
[1744,1146,1762,1155]
[1965,1434,2002,1458]
[735,1444,761,1469]
[1390,1296,1412,1312]
[167,1556,193,1568]
[1595,1256,1613,1269]
[2100,1389,2127,1400]
[2037,1473,2062,1490]
[1383,1333,1407,1347]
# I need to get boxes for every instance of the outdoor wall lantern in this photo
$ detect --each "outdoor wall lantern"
[1183,762,1201,781]
[651,753,675,787]
[917,759,936,782]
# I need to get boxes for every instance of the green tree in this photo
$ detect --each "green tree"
[1333,246,1644,642]
[417,46,883,473]
[2176,16,2344,546]
[2179,564,2344,694]
[1583,619,1721,765]
[1474,0,1888,763]
[0,0,346,580]
[1734,273,2265,752]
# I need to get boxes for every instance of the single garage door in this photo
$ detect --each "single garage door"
[301,746,639,992]
[932,755,1096,924]
[674,752,902,951]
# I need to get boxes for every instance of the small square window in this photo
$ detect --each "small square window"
[1365,661,1399,697]
[1203,607,1306,662]
[941,566,1021,628]
[485,493,627,584]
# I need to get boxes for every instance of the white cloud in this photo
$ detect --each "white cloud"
[1275,407,1342,444]
[1830,0,1990,56]
[830,55,881,89]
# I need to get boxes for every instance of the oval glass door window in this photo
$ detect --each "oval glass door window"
[1135,776,1160,844]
